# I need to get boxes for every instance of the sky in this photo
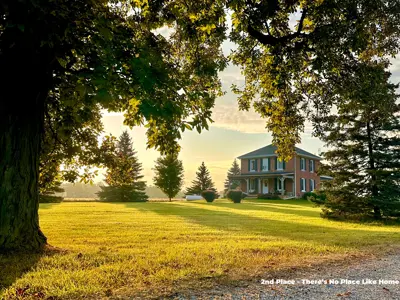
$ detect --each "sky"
[100,66,324,192]
[99,22,400,193]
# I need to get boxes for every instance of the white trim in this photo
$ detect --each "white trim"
[310,159,315,173]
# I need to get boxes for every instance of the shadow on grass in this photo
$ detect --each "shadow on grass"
[39,203,62,209]
[130,202,400,249]
[195,202,320,219]
[0,247,62,293]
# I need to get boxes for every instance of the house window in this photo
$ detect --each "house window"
[262,158,269,171]
[310,179,315,191]
[310,160,314,173]
[300,178,306,192]
[277,159,284,170]
[300,158,306,171]
[250,159,256,172]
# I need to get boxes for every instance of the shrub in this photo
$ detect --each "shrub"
[257,193,279,200]
[227,190,244,203]
[306,190,327,205]
[302,192,317,200]
[201,190,217,202]
[39,195,63,203]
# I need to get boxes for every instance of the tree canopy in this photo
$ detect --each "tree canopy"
[228,0,400,159]
[2,0,400,251]
[0,0,225,251]
[224,159,241,192]
[97,131,148,202]
[186,162,216,195]
[153,154,184,201]
[312,62,400,219]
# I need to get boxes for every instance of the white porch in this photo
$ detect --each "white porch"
[228,173,295,198]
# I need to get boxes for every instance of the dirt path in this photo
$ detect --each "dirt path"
[173,252,400,299]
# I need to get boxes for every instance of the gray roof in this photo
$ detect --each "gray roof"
[229,172,294,178]
[237,144,321,160]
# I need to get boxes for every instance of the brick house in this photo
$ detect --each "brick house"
[228,144,322,198]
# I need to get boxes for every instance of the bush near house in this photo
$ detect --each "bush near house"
[257,193,279,200]
[306,190,327,204]
[302,192,318,200]
[227,190,245,203]
[201,190,218,202]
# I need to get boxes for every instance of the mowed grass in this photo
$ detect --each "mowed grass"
[1,199,400,299]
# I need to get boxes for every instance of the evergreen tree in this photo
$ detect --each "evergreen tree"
[224,159,241,193]
[98,131,148,202]
[39,171,65,203]
[186,162,216,195]
[153,155,184,201]
[313,62,400,219]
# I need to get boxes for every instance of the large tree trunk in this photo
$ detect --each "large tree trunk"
[0,7,52,251]
[0,106,47,252]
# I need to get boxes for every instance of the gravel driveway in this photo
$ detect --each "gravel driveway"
[174,252,400,300]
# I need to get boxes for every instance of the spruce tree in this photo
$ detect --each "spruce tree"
[313,62,400,219]
[224,159,241,193]
[98,131,148,202]
[186,162,216,195]
[153,154,184,201]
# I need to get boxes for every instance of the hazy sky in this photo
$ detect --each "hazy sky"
[99,27,400,192]
[100,65,324,192]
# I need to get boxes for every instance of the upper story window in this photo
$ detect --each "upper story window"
[310,160,315,173]
[262,158,269,171]
[277,159,284,170]
[250,159,257,172]
[300,158,306,171]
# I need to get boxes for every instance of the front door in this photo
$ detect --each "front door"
[262,179,269,194]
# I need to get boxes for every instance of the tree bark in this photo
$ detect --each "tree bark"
[0,12,53,251]
[0,107,47,252]
[366,121,381,219]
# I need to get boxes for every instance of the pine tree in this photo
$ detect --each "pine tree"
[153,154,184,201]
[39,172,65,203]
[314,62,400,219]
[98,131,148,202]
[186,162,216,195]
[224,159,241,193]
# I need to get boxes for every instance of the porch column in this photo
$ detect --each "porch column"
[292,180,295,197]
[280,177,285,195]
[245,179,249,193]
[258,178,261,193]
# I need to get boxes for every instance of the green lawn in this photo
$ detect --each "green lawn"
[1,199,400,299]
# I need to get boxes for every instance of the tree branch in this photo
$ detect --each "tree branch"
[297,8,307,34]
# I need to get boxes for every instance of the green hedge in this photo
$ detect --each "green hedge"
[257,193,279,200]
[227,190,245,203]
[201,190,217,202]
